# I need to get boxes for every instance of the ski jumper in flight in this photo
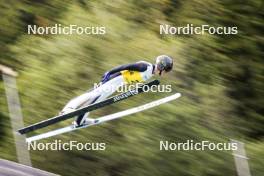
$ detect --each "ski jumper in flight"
[60,55,173,126]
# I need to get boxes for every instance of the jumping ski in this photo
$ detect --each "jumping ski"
[26,93,181,143]
[18,80,159,134]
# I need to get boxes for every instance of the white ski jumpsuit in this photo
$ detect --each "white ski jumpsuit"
[61,61,154,125]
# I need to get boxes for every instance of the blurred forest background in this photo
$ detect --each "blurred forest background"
[0,0,263,176]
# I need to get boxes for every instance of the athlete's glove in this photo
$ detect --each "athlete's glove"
[101,71,111,83]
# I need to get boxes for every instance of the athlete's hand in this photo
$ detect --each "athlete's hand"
[101,71,111,83]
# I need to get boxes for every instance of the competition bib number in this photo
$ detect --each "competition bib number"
[121,70,143,84]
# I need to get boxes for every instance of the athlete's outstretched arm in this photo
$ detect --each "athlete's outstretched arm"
[101,62,149,83]
[108,62,148,74]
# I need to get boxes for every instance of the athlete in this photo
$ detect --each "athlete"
[60,55,173,127]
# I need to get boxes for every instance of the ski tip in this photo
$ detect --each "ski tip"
[174,93,182,99]
[146,79,160,86]
[153,79,160,85]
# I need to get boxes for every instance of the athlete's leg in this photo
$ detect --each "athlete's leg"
[74,75,125,126]
[75,94,100,125]
[60,91,97,115]
[60,88,102,126]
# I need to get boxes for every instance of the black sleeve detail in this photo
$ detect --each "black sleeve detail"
[108,62,148,74]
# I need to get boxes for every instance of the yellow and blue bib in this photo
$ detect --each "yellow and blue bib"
[121,61,154,84]
[121,70,143,84]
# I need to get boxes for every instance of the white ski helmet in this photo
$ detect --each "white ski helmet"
[155,55,173,75]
